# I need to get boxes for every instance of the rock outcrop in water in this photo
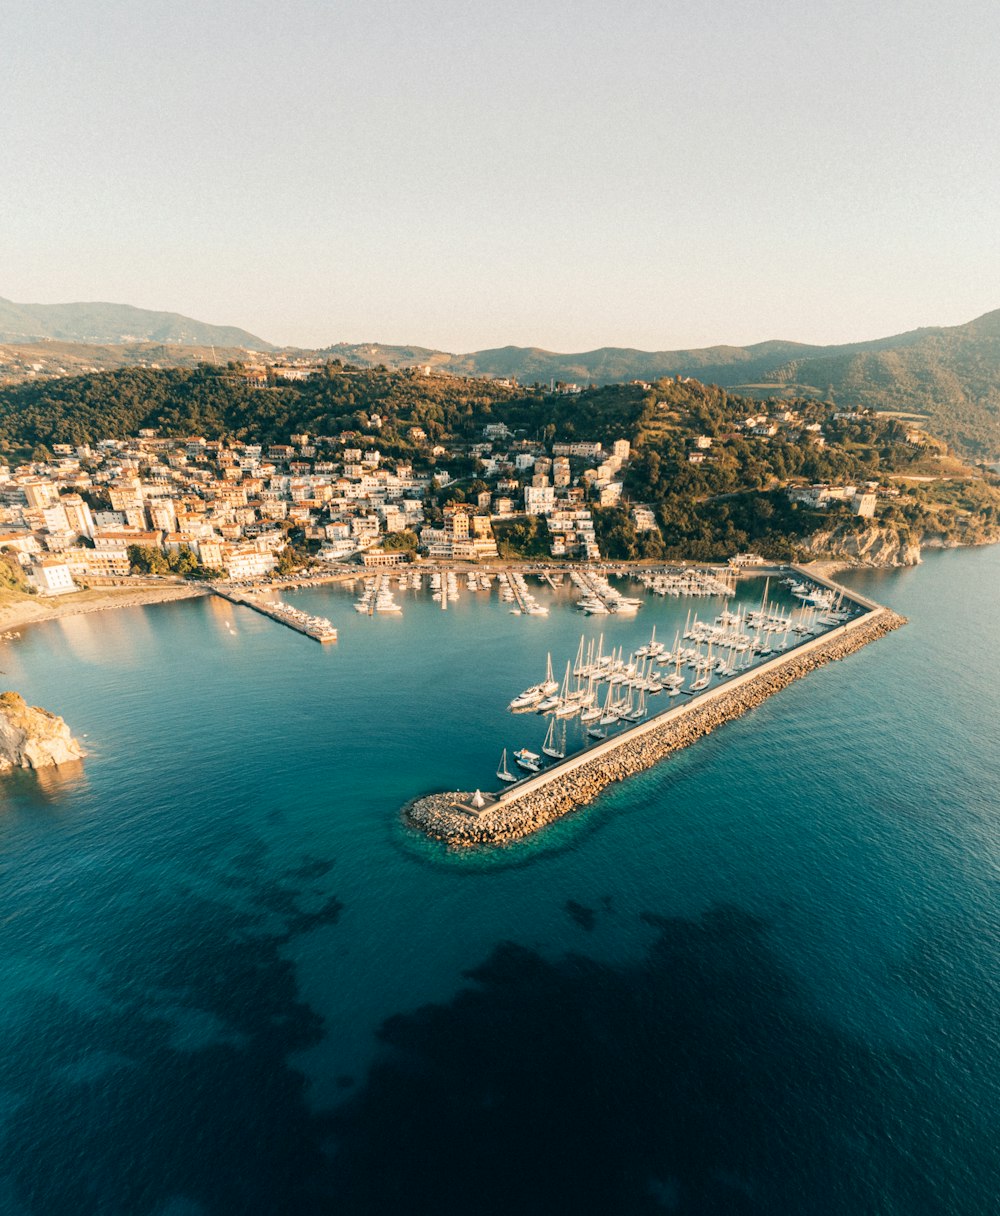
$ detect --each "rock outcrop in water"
[406,608,907,848]
[0,692,85,770]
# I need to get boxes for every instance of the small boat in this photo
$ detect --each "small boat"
[496,748,517,783]
[514,748,542,773]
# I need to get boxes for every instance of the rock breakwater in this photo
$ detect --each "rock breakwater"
[405,608,907,848]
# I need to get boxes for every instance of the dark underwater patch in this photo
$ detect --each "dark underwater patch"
[0,854,341,1216]
[3,896,994,1216]
[565,898,597,930]
[326,904,995,1216]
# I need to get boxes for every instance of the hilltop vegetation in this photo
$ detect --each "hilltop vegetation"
[0,340,266,388]
[322,309,1000,458]
[0,363,518,456]
[5,297,1000,455]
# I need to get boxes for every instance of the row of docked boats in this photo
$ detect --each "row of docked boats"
[784,576,853,616]
[430,570,461,607]
[354,574,403,614]
[496,720,572,781]
[263,599,338,642]
[570,570,643,615]
[639,568,736,598]
[496,746,544,780]
[494,577,850,786]
[499,571,549,615]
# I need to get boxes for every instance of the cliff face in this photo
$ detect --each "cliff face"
[802,525,923,567]
[0,692,85,770]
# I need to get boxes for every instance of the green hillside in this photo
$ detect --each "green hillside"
[6,298,1000,456]
[0,297,272,351]
[322,311,1000,457]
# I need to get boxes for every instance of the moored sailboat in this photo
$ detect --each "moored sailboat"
[496,748,517,783]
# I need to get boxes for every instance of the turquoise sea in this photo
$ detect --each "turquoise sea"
[0,551,998,1214]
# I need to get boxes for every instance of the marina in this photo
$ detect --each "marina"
[405,567,902,845]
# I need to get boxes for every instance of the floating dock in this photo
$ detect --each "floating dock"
[406,572,906,847]
[213,588,338,642]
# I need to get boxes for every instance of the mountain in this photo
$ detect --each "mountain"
[5,297,1000,454]
[0,297,273,350]
[321,310,1000,456]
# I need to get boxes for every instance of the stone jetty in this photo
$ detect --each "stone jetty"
[405,607,906,848]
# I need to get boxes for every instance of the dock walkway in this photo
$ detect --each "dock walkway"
[212,587,338,642]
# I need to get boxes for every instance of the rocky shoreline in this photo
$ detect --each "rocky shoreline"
[405,607,907,848]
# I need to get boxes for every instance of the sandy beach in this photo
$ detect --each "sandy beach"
[0,582,211,633]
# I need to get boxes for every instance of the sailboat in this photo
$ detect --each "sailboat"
[580,683,603,722]
[572,635,586,677]
[575,672,597,707]
[540,652,559,696]
[496,749,517,783]
[691,663,711,691]
[553,661,580,717]
[542,717,566,760]
[599,679,620,726]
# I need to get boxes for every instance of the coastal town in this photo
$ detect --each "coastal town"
[1,398,905,599]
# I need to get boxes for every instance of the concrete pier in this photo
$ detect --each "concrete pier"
[212,588,338,642]
[406,577,907,847]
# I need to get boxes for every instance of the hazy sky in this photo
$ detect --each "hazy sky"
[4,0,999,351]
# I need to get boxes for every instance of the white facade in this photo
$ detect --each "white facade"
[34,561,76,595]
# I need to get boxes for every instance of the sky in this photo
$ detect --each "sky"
[4,0,1000,352]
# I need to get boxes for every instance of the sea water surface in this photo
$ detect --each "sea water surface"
[0,553,998,1214]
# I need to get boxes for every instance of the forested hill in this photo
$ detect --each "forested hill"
[0,298,271,350]
[0,364,522,455]
[5,299,1000,454]
[0,359,936,480]
[754,309,1000,457]
[322,309,1000,457]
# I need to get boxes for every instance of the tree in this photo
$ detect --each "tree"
[128,544,168,574]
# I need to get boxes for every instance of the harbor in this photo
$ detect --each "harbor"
[405,570,906,846]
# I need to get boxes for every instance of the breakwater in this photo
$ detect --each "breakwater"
[406,606,907,847]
